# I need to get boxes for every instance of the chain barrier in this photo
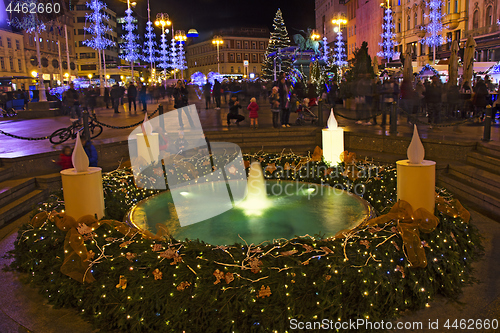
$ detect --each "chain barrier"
[333,110,384,121]
[0,107,160,141]
[395,105,480,128]
[0,129,50,141]
[92,108,159,129]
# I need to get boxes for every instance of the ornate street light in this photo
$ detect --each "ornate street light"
[212,35,223,73]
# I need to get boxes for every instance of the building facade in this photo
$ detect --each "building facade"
[315,0,348,46]
[345,0,357,60]
[22,13,79,88]
[466,0,499,62]
[185,28,269,79]
[0,29,27,80]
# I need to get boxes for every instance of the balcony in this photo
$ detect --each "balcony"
[416,26,426,38]
[395,32,402,43]
[444,13,460,30]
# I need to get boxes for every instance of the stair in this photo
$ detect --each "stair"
[438,143,500,219]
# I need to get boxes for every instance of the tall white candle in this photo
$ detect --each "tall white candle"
[322,109,344,165]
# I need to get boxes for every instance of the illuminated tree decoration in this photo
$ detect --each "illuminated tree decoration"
[7,0,46,33]
[190,72,207,87]
[262,8,293,80]
[143,19,157,64]
[420,0,447,49]
[177,42,187,72]
[170,38,177,72]
[83,0,115,50]
[157,31,169,70]
[120,7,140,63]
[322,36,330,62]
[333,29,347,67]
[377,7,399,60]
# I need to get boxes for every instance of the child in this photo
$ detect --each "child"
[270,86,280,128]
[56,146,73,170]
[247,97,259,129]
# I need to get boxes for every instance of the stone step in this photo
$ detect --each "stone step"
[438,173,500,220]
[35,173,62,193]
[466,151,500,175]
[0,189,47,227]
[0,178,36,208]
[448,164,500,198]
[477,143,500,160]
[0,167,13,183]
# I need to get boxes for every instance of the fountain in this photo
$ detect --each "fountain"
[127,162,372,245]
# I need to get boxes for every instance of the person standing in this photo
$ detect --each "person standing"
[174,80,193,128]
[247,97,259,129]
[110,83,121,113]
[86,86,98,115]
[139,84,148,112]
[104,87,110,109]
[63,82,81,122]
[227,95,244,127]
[203,81,212,109]
[278,76,291,127]
[424,75,443,124]
[127,82,138,114]
[213,79,222,110]
[270,86,280,128]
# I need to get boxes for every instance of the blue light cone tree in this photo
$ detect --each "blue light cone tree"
[333,30,347,67]
[121,7,140,82]
[322,36,330,63]
[83,0,115,95]
[421,0,447,63]
[143,20,157,71]
[177,42,187,79]
[377,7,399,61]
[170,38,177,79]
[157,31,169,83]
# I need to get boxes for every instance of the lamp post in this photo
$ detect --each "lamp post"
[155,13,171,86]
[212,35,223,73]
[311,29,321,41]
[175,30,187,79]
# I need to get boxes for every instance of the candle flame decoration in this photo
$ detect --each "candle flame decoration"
[327,109,338,129]
[72,134,89,172]
[407,124,425,164]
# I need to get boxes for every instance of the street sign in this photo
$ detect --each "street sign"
[243,60,249,67]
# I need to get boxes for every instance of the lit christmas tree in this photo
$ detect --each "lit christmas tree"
[377,6,399,61]
[262,8,292,80]
[143,2,157,69]
[170,38,177,78]
[83,0,115,94]
[322,36,330,63]
[157,31,169,72]
[121,7,140,81]
[421,0,447,63]
[177,42,187,78]
[333,29,347,67]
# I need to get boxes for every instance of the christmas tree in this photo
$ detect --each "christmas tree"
[262,9,293,80]
[421,0,446,63]
[143,2,157,67]
[333,30,347,67]
[377,6,399,61]
[121,7,140,81]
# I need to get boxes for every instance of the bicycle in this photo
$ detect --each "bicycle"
[49,115,103,144]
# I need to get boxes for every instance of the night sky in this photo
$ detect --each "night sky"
[109,0,316,34]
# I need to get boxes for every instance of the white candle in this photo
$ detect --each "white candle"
[322,109,344,165]
[136,112,159,165]
[397,125,436,213]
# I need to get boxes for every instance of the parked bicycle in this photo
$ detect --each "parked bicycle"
[49,116,103,144]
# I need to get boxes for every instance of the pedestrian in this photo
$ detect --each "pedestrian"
[81,137,98,167]
[128,82,138,114]
[247,97,259,129]
[227,94,244,127]
[270,86,280,128]
[356,74,372,125]
[203,81,212,109]
[424,75,443,124]
[63,82,81,122]
[85,86,98,115]
[173,80,193,128]
[399,79,415,124]
[110,83,121,113]
[279,76,291,127]
[139,84,148,112]
[55,146,73,170]
[104,87,110,109]
[213,79,222,109]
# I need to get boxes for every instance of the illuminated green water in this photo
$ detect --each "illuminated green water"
[128,181,370,245]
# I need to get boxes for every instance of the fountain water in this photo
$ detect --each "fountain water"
[235,162,271,216]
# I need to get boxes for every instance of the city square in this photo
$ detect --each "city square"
[0,0,500,332]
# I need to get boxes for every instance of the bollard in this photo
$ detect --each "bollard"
[158,104,164,131]
[482,105,492,142]
[390,101,398,134]
[82,109,90,141]
[317,99,323,127]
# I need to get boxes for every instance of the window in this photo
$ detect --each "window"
[230,66,234,73]
[397,20,401,33]
[78,29,85,35]
[77,17,86,23]
[420,43,426,55]
[260,42,264,49]
[230,53,234,61]
[454,0,458,13]
[252,42,256,49]
[0,57,4,70]
[18,59,22,71]
[0,37,2,47]
[237,54,241,61]
[407,15,411,30]
[486,6,493,26]
[447,0,451,14]
[29,36,34,47]
[15,40,20,50]
[473,10,479,29]
[7,38,11,48]
[354,25,356,35]
[76,4,87,10]
[80,64,96,71]
[252,54,257,62]
[414,12,418,27]
[244,54,249,60]
[253,66,256,73]
[422,10,425,24]
[236,41,241,49]
[244,41,248,49]
[238,67,241,73]
[220,54,224,62]
[9,57,14,71]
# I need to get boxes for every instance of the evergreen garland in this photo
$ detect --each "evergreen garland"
[5,152,483,332]
[262,9,293,80]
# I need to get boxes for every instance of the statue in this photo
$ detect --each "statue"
[292,28,323,55]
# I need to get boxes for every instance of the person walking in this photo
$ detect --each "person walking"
[247,97,259,129]
[110,83,121,113]
[203,81,212,109]
[173,80,193,128]
[213,79,222,109]
[86,86,98,115]
[424,75,443,125]
[104,87,110,109]
[227,95,245,127]
[127,82,138,114]
[63,82,81,122]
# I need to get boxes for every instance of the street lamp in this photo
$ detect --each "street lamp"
[212,36,223,73]
[311,30,321,41]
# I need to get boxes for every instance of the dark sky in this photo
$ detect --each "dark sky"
[109,0,316,34]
